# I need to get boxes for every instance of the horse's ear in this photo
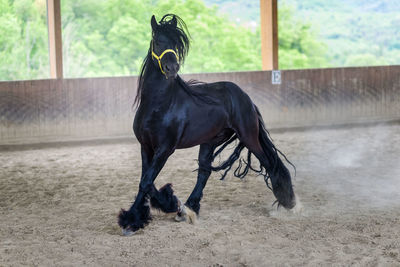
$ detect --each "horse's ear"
[171,15,177,27]
[151,15,158,31]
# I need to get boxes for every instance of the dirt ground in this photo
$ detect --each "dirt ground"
[1,123,400,266]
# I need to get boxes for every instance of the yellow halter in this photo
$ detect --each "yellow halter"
[151,41,179,77]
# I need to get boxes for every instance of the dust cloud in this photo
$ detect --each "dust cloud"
[297,124,400,212]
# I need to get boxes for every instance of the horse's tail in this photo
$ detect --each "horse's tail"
[254,106,296,179]
[210,134,246,180]
[211,106,296,209]
[255,107,296,208]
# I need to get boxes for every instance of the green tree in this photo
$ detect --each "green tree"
[278,2,328,69]
[60,0,262,77]
[282,0,400,68]
[153,0,262,73]
[0,0,48,81]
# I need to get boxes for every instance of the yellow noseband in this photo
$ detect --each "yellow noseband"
[151,42,179,78]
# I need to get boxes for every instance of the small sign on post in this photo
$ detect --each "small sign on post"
[271,70,281,84]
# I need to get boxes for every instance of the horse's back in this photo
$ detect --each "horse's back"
[194,80,255,113]
[191,81,253,107]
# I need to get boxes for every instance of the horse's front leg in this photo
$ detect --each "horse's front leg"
[176,143,214,223]
[118,147,174,235]
[138,145,180,213]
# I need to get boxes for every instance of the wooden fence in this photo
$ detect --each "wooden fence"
[1,66,399,144]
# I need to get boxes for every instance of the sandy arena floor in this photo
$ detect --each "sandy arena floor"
[1,124,400,266]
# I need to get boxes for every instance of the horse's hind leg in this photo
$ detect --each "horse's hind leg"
[250,145,295,209]
[235,116,295,209]
[176,143,214,223]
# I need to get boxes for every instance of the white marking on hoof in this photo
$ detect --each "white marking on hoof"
[175,214,186,222]
[174,204,197,224]
[174,197,187,222]
[122,228,135,236]
[184,205,197,224]
[291,195,304,214]
[176,197,184,212]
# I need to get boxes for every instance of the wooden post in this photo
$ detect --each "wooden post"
[47,0,63,78]
[260,0,278,70]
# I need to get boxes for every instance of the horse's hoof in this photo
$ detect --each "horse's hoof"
[184,205,197,224]
[175,204,197,224]
[174,214,186,222]
[175,197,186,222]
[175,203,197,224]
[122,228,135,236]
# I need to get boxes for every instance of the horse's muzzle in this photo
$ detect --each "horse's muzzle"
[163,62,179,79]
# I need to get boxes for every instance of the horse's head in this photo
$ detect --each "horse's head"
[150,14,190,79]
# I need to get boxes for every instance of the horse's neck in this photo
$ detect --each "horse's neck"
[141,67,175,104]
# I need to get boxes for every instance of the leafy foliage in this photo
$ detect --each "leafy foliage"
[0,0,49,80]
[1,0,353,80]
[278,2,328,69]
[282,0,400,67]
[60,0,263,77]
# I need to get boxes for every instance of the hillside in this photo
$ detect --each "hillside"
[204,0,400,68]
[203,0,259,28]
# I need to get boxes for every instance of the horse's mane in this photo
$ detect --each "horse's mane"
[134,14,218,107]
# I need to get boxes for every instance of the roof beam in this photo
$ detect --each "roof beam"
[260,0,278,70]
[47,0,63,78]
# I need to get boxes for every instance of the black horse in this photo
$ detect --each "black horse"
[118,14,296,235]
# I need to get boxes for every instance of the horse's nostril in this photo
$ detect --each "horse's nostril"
[164,63,179,73]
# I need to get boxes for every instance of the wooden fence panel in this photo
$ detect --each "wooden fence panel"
[0,66,399,144]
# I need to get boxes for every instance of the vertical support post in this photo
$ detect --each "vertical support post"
[260,0,278,70]
[47,0,63,78]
